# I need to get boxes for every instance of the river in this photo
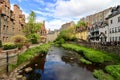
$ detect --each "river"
[19,46,97,80]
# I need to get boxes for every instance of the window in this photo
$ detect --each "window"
[115,37,117,41]
[3,25,5,30]
[115,27,117,33]
[109,29,111,33]
[110,20,113,24]
[118,16,120,22]
[105,31,107,34]
[112,28,114,33]
[113,37,114,41]
[110,37,111,42]
[118,27,120,32]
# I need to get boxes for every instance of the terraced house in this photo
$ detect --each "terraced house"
[106,5,120,42]
[0,0,25,43]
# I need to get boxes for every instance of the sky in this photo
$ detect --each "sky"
[10,0,120,30]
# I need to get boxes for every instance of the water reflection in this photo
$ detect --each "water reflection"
[20,47,97,80]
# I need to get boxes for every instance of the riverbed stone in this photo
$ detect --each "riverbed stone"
[16,75,23,80]
[25,67,32,73]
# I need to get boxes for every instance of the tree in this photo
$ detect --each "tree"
[23,11,42,44]
[76,20,86,28]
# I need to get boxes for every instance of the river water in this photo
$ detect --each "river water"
[20,47,97,80]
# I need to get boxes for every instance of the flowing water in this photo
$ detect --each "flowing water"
[19,47,97,80]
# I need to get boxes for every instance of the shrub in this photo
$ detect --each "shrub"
[3,42,17,50]
[105,65,120,79]
[27,33,40,44]
[55,38,65,44]
[11,35,27,49]
[93,70,114,80]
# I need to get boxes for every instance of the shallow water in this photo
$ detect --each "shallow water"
[20,47,97,80]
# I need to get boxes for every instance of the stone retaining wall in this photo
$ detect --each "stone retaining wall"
[0,49,18,74]
[76,41,120,55]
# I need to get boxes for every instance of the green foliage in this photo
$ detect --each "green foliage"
[76,20,86,28]
[11,35,27,44]
[17,43,50,65]
[55,28,76,43]
[11,35,27,49]
[3,42,17,50]
[105,65,120,79]
[23,11,42,43]
[28,33,41,44]
[80,57,92,64]
[0,40,2,48]
[55,38,65,44]
[93,70,114,80]
[62,43,113,63]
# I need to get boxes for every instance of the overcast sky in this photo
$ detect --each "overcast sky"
[10,0,120,30]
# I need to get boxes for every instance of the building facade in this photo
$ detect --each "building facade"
[106,5,120,42]
[0,0,25,43]
[39,21,47,42]
[47,30,59,42]
[13,4,25,35]
[60,21,75,31]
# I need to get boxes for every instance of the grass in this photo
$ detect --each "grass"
[93,70,114,80]
[80,57,92,64]
[9,43,51,70]
[105,65,120,80]
[61,43,114,63]
[61,43,120,80]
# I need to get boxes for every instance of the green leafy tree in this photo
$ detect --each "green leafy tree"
[23,11,42,43]
[56,27,76,41]
[76,20,86,28]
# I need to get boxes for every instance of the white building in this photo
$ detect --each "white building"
[106,5,120,42]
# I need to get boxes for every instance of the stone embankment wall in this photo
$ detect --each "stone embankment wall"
[0,49,20,74]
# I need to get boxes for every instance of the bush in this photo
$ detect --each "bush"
[11,35,27,49]
[3,42,17,50]
[55,38,65,44]
[105,65,120,79]
[93,70,114,80]
[28,33,40,44]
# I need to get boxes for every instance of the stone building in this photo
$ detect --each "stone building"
[83,8,112,24]
[0,0,25,43]
[0,0,14,43]
[47,30,59,42]
[39,21,47,42]
[60,21,75,31]
[13,4,25,35]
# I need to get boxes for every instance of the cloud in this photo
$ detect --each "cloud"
[10,0,120,30]
[18,0,21,2]
[54,0,113,18]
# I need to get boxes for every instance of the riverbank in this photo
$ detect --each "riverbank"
[1,43,51,80]
[61,43,120,80]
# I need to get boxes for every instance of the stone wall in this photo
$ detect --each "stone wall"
[0,49,18,74]
[76,40,120,56]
